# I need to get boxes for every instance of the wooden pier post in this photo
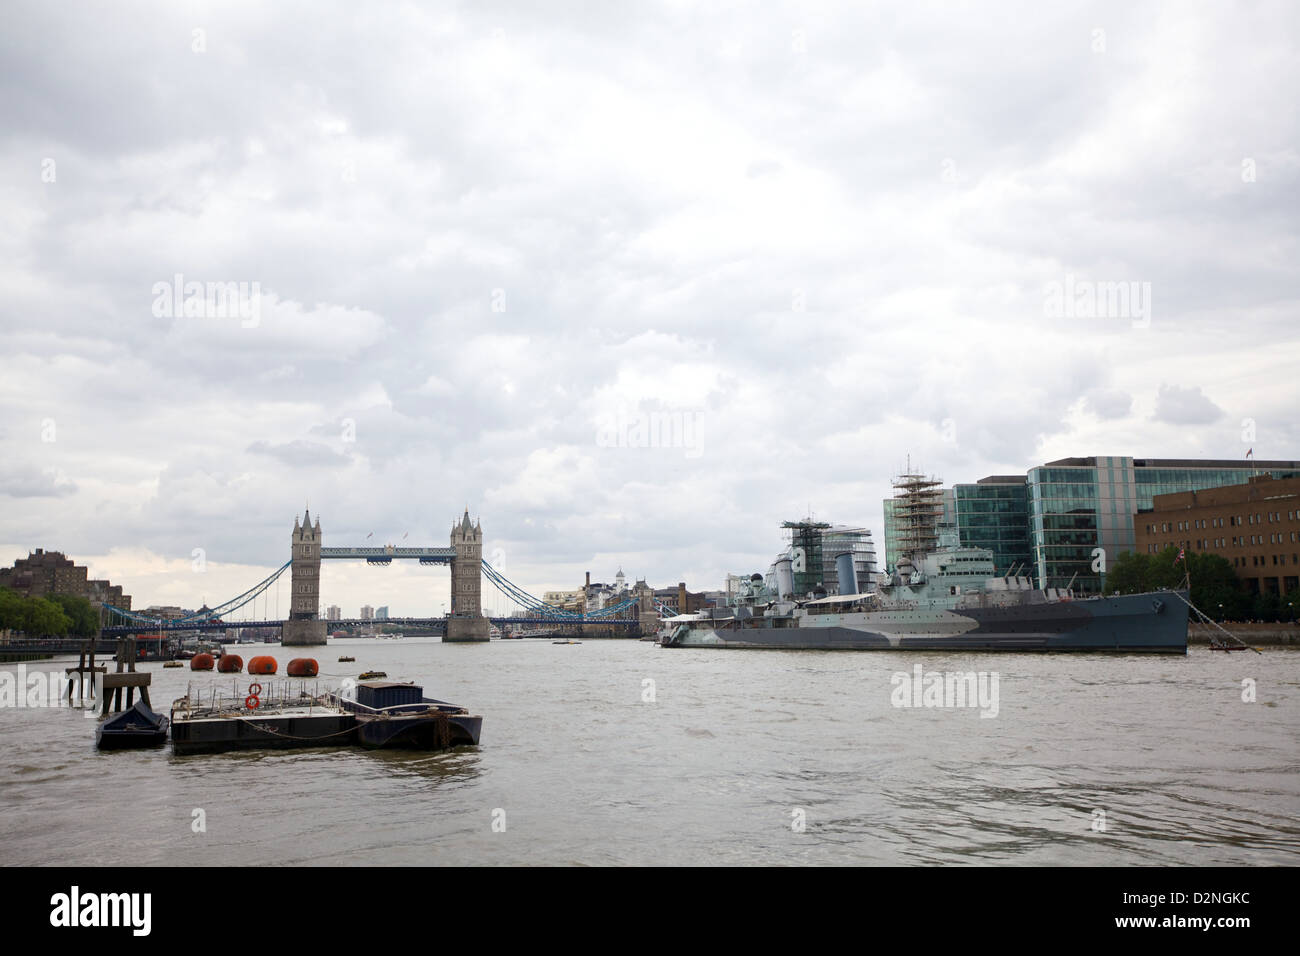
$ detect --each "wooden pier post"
[99,633,151,716]
[64,634,103,704]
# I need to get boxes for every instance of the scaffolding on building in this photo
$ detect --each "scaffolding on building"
[892,471,945,561]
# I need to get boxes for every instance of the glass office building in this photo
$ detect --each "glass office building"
[953,476,1032,575]
[1029,457,1300,593]
[884,457,1300,595]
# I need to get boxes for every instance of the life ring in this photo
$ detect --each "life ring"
[248,683,263,695]
[245,694,260,709]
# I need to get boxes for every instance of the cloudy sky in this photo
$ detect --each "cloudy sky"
[2,1,1297,618]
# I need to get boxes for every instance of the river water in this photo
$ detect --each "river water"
[2,638,1298,866]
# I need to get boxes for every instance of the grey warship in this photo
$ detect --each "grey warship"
[659,548,1188,653]
[659,475,1189,654]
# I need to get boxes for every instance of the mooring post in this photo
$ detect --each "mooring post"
[65,646,81,702]
[125,637,135,708]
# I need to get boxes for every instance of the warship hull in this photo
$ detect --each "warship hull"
[660,590,1189,654]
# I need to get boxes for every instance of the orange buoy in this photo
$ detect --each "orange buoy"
[217,654,244,673]
[247,656,277,675]
[190,653,215,671]
[286,658,318,678]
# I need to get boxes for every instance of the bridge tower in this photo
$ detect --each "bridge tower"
[446,508,489,642]
[283,509,327,646]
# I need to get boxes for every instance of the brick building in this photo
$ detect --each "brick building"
[0,548,132,610]
[653,582,708,614]
[1134,475,1300,597]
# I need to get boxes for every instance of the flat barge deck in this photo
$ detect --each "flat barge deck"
[169,680,481,755]
[170,681,355,755]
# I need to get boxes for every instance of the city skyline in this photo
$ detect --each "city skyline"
[3,3,1298,617]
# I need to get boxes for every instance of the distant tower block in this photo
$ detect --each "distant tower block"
[446,508,489,642]
[283,509,328,647]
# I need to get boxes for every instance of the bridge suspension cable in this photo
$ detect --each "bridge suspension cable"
[101,560,293,628]
[480,561,641,620]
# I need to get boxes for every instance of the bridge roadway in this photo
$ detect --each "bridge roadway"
[100,615,639,635]
[319,547,454,562]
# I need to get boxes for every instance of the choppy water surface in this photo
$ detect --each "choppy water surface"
[2,639,1298,865]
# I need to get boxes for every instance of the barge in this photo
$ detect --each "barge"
[169,679,481,754]
[170,681,353,755]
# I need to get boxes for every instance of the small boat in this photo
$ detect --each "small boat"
[97,700,170,750]
[1208,640,1252,652]
[338,656,356,663]
[552,640,582,645]
[163,661,184,669]
[358,670,387,680]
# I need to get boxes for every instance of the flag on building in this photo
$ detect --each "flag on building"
[366,532,373,539]
[1177,547,1185,562]
[1246,448,1253,459]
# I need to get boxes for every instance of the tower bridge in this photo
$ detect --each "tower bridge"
[100,508,646,643]
[284,508,486,644]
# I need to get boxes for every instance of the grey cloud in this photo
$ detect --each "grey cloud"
[0,465,77,498]
[1083,388,1133,420]
[1152,385,1225,426]
[247,440,352,468]
[1,1,1298,613]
